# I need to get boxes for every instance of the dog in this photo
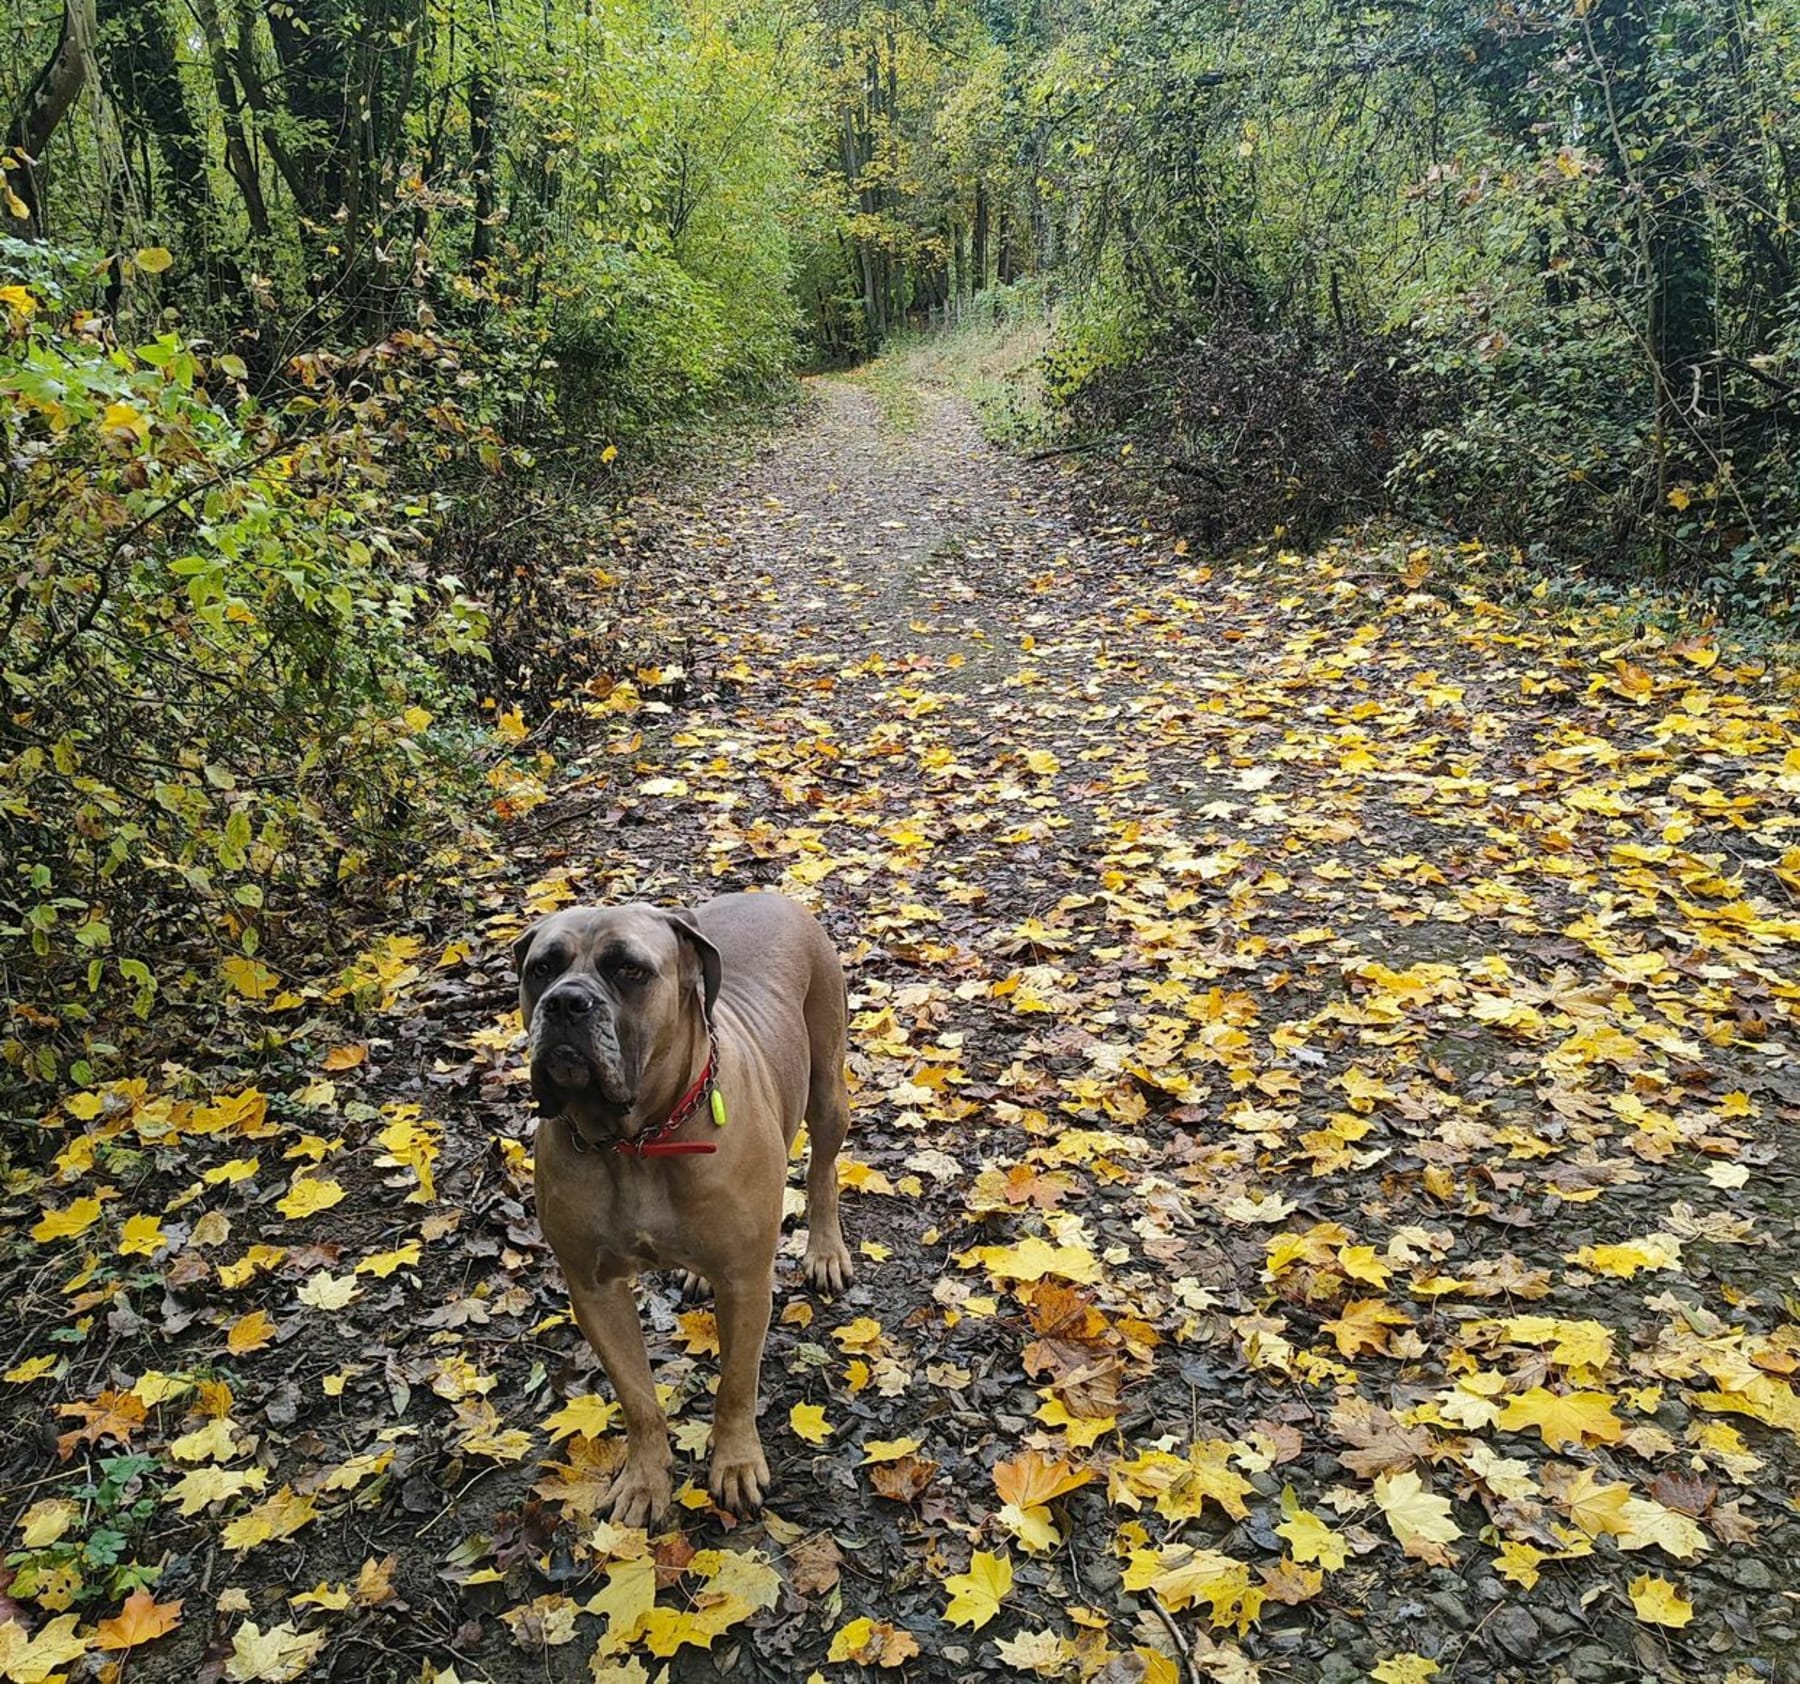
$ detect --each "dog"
[514,891,854,1523]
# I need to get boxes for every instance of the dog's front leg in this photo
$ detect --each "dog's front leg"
[566,1272,673,1527]
[708,1272,774,1514]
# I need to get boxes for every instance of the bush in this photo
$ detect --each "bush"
[0,252,498,1091]
[1049,297,1415,548]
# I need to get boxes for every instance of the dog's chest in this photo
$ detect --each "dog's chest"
[539,1161,699,1275]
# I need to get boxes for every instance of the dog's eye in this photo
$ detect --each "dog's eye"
[615,962,650,984]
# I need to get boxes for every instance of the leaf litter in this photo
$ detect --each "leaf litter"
[2,376,1798,1684]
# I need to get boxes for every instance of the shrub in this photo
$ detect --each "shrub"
[1050,298,1415,549]
[0,251,496,1091]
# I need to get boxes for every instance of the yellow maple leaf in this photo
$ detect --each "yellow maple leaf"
[295,1272,360,1311]
[1567,1234,1681,1277]
[170,1416,238,1463]
[958,1235,1101,1284]
[1319,1296,1412,1357]
[226,1309,277,1355]
[223,1619,324,1681]
[4,1355,58,1385]
[861,1437,922,1463]
[1560,1468,1633,1538]
[275,1175,344,1220]
[218,1244,285,1289]
[221,1486,318,1552]
[994,1630,1076,1676]
[541,1395,619,1441]
[1122,1545,1263,1633]
[355,1241,420,1277]
[790,1402,832,1444]
[828,1616,921,1667]
[117,1213,167,1257]
[0,1612,88,1682]
[31,1196,105,1244]
[1035,1395,1116,1446]
[587,1554,656,1654]
[1497,1386,1622,1450]
[202,1157,260,1185]
[221,956,279,1001]
[1493,1539,1547,1589]
[1618,1496,1708,1561]
[1373,1470,1461,1564]
[289,1583,352,1613]
[1147,1442,1254,1522]
[17,1499,80,1548]
[1371,1657,1439,1684]
[1275,1490,1348,1570]
[677,1309,720,1355]
[164,1465,268,1516]
[1628,1574,1693,1627]
[834,1316,885,1352]
[942,1550,1012,1630]
[1336,1244,1392,1288]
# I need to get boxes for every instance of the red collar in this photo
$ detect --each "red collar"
[565,1032,720,1159]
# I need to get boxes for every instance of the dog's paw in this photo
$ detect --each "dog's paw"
[675,1270,711,1302]
[803,1236,855,1295]
[604,1461,673,1530]
[708,1441,771,1517]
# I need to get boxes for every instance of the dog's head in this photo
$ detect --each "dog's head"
[513,904,721,1146]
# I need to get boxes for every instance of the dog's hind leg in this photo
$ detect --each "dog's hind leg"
[800,1051,854,1294]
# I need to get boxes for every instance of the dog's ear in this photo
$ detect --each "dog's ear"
[512,921,544,1026]
[659,908,721,1018]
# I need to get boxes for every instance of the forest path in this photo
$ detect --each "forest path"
[480,372,1798,1683]
[37,374,1794,1684]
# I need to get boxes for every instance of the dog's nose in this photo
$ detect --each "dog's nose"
[541,985,599,1022]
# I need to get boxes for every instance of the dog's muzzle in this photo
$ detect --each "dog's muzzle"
[530,984,635,1117]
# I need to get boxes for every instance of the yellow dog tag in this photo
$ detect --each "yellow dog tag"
[710,1090,728,1128]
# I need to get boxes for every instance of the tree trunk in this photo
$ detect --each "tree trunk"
[192,0,271,240]
[3,0,98,237]
[470,66,496,272]
[972,181,988,295]
[99,0,210,230]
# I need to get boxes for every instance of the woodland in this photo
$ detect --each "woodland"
[2,0,1800,1681]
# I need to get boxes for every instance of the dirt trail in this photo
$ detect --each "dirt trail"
[480,374,1797,1683]
[12,373,1797,1684]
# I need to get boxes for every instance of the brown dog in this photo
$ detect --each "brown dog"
[514,891,853,1523]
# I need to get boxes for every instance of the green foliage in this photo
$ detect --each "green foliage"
[4,1454,162,1607]
[0,253,494,1088]
[1000,0,1800,617]
[0,0,818,1100]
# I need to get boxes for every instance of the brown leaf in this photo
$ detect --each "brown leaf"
[787,1530,842,1598]
[1330,1397,1431,1478]
[1258,1559,1324,1605]
[1647,1472,1716,1516]
[869,1453,939,1503]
